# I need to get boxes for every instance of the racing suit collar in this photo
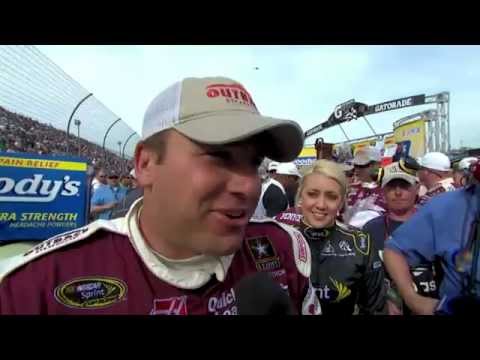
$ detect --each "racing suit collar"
[125,197,234,290]
[361,181,378,189]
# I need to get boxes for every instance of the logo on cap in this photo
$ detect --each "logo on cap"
[206,83,257,109]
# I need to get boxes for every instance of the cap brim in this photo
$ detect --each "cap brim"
[353,159,371,166]
[277,171,301,177]
[174,112,304,162]
[382,174,417,188]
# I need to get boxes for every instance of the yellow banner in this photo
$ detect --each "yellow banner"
[0,156,87,171]
[298,146,316,158]
[393,119,426,159]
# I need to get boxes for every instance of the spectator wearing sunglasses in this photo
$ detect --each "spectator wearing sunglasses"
[91,167,107,192]
[90,172,120,220]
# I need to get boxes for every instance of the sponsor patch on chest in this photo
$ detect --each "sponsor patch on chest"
[54,276,127,309]
[246,236,281,271]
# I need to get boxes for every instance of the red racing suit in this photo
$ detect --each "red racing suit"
[0,198,320,315]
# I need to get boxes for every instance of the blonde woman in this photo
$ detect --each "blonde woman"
[276,159,386,315]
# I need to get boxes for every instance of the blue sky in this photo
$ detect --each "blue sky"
[37,45,480,149]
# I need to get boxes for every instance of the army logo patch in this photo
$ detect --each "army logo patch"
[54,276,127,309]
[246,236,281,271]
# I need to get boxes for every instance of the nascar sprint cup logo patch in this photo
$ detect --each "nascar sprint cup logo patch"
[54,277,127,309]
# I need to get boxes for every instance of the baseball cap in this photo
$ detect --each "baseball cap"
[353,147,381,166]
[142,76,304,162]
[381,161,418,188]
[340,163,354,172]
[276,162,301,177]
[268,161,279,172]
[418,152,451,172]
[458,157,478,171]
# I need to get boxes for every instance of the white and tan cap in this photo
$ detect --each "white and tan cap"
[142,76,305,162]
[381,161,418,188]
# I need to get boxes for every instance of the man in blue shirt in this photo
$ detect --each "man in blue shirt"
[384,184,480,315]
[90,173,120,220]
[108,174,127,203]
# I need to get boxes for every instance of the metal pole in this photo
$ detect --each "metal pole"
[446,92,451,152]
[435,102,441,152]
[338,124,350,141]
[122,132,137,159]
[77,123,80,156]
[102,118,122,161]
[66,93,93,153]
[362,116,377,136]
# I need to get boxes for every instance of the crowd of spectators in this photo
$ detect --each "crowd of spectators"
[0,106,132,174]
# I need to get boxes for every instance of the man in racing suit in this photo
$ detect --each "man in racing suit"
[0,76,320,315]
[344,148,386,228]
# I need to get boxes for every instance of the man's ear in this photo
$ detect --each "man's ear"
[134,143,158,187]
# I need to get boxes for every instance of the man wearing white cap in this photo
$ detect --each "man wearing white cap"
[417,152,456,205]
[0,76,319,315]
[453,157,478,188]
[344,147,386,226]
[267,161,279,176]
[252,162,301,219]
[363,161,438,314]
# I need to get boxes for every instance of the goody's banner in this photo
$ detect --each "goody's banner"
[0,152,90,242]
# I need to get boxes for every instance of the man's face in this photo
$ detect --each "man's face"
[383,179,418,213]
[453,170,465,188]
[121,177,131,188]
[418,167,439,189]
[108,176,119,187]
[137,131,264,257]
[354,162,374,182]
[277,174,299,193]
[97,171,107,185]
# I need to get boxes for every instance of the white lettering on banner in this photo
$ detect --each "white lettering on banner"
[294,158,316,167]
[0,174,80,203]
[374,98,413,113]
[208,288,237,315]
